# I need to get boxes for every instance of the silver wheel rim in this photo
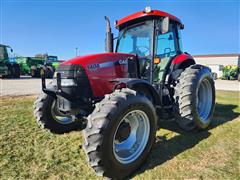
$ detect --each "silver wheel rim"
[197,79,213,122]
[113,110,150,164]
[51,100,73,124]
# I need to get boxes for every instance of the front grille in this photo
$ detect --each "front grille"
[55,64,93,98]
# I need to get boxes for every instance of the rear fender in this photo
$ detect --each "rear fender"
[170,53,196,81]
[171,53,195,70]
[113,78,161,106]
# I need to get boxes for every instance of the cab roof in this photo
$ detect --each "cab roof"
[116,10,182,29]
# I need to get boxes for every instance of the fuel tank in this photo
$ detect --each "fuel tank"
[61,53,136,97]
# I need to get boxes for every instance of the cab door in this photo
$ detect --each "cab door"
[154,22,180,82]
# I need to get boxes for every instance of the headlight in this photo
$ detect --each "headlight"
[53,78,77,87]
[61,79,77,87]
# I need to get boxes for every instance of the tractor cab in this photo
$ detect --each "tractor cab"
[0,44,20,78]
[0,44,13,62]
[113,7,184,83]
[46,55,58,63]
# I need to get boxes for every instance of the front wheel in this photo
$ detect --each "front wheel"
[174,64,215,131]
[30,67,38,77]
[34,92,82,134]
[83,88,157,179]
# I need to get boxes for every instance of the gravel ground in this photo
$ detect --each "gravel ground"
[0,76,52,96]
[214,79,240,91]
[0,77,239,96]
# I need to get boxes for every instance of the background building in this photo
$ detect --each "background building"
[193,54,240,66]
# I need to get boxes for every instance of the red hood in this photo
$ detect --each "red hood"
[60,52,136,97]
[62,52,136,68]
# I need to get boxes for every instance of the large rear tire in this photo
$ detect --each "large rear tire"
[6,66,13,78]
[47,66,54,78]
[34,92,82,134]
[174,64,215,131]
[39,67,46,77]
[83,88,157,179]
[12,64,20,78]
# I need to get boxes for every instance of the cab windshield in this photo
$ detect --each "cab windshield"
[46,56,58,63]
[116,20,153,57]
[0,46,13,60]
[0,46,5,60]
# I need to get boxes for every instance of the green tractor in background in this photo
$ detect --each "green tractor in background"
[16,56,45,77]
[0,44,20,78]
[17,54,62,78]
[222,65,240,81]
[36,54,61,78]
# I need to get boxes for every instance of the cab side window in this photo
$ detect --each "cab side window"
[177,26,183,52]
[155,23,177,58]
[154,22,178,82]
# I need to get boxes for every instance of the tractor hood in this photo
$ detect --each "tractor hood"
[62,52,136,70]
[58,52,137,97]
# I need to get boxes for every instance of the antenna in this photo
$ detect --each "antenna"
[75,47,78,57]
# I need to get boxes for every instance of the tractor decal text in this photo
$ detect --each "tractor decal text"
[87,59,128,71]
[87,64,100,71]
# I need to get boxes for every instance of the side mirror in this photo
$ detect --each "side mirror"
[161,17,169,34]
[10,48,13,52]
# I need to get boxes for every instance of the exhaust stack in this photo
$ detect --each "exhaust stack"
[104,16,113,52]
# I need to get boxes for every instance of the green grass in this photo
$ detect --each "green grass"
[0,91,239,179]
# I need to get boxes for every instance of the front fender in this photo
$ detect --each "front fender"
[112,78,161,106]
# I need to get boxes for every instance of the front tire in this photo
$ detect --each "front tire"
[34,92,82,134]
[83,88,157,179]
[30,66,38,77]
[174,64,215,131]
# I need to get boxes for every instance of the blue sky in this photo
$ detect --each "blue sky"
[0,0,239,60]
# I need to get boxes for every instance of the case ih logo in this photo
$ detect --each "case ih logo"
[118,59,128,65]
[87,59,128,71]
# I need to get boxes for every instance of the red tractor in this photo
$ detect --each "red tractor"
[34,7,215,179]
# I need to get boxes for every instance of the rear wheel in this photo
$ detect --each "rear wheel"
[83,88,157,179]
[40,68,45,77]
[34,92,82,134]
[174,64,215,131]
[6,66,13,78]
[12,64,20,78]
[47,66,54,78]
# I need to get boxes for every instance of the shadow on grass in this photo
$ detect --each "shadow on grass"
[134,103,239,177]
